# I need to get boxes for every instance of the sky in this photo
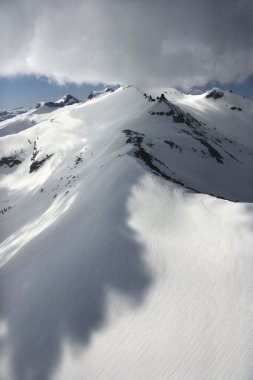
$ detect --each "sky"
[0,76,104,109]
[0,0,252,108]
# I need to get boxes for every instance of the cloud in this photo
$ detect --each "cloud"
[0,0,253,89]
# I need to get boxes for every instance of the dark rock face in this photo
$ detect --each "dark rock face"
[29,154,54,173]
[153,94,203,129]
[0,154,22,168]
[164,140,182,153]
[206,89,224,100]
[88,87,115,100]
[122,129,185,187]
[195,138,223,163]
[159,93,166,101]
[46,101,63,108]
[87,93,95,100]
[28,139,54,173]
[142,92,156,102]
[61,94,80,106]
[231,106,242,111]
[105,87,115,93]
[36,95,80,109]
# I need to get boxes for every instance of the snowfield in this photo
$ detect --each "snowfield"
[0,86,253,380]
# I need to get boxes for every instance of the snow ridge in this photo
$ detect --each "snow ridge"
[0,85,253,380]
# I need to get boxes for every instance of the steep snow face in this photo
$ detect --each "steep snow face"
[121,90,253,202]
[0,86,253,380]
[162,88,253,145]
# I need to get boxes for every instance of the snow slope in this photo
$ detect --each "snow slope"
[0,87,253,380]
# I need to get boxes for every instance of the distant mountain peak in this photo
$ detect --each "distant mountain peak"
[87,87,115,100]
[36,94,80,109]
[55,94,80,105]
[0,107,28,122]
[205,88,224,100]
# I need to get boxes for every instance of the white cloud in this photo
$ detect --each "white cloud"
[0,0,252,89]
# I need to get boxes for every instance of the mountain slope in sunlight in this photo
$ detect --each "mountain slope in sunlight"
[0,86,253,380]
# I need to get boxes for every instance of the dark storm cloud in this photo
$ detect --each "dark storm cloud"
[0,0,252,89]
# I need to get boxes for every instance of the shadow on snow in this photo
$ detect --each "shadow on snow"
[0,160,153,380]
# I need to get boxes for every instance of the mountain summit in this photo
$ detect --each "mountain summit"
[35,93,80,109]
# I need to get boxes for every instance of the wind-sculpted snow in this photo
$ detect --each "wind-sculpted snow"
[0,160,152,380]
[0,86,253,380]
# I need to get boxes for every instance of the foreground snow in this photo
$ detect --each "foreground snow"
[0,87,253,380]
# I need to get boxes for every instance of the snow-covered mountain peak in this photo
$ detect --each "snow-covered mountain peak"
[0,84,253,380]
[205,87,224,99]
[55,94,80,105]
[1,85,253,201]
[87,86,115,100]
[35,94,80,110]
